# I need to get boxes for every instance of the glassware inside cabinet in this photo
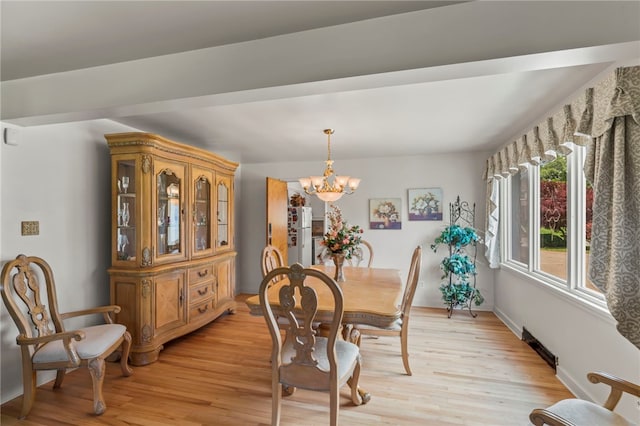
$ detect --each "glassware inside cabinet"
[217,180,229,247]
[116,160,136,261]
[157,171,182,255]
[194,177,211,252]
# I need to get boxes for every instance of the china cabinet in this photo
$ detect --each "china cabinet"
[106,132,238,365]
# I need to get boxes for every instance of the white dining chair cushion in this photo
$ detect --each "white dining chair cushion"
[33,324,127,363]
[542,399,633,426]
[356,318,403,332]
[282,337,360,382]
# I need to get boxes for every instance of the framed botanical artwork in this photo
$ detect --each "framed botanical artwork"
[408,188,443,221]
[369,198,402,229]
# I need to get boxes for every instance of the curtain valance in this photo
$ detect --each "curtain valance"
[482,65,640,349]
[483,66,640,180]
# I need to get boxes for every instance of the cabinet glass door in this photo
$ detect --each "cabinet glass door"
[116,160,136,262]
[194,176,211,253]
[217,178,230,248]
[157,171,182,255]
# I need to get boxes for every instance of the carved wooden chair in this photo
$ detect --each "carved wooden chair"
[315,246,331,265]
[354,246,421,375]
[259,263,363,426]
[529,371,640,425]
[347,240,374,268]
[0,254,133,419]
[261,244,285,286]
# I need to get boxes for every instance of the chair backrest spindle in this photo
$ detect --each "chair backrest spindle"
[261,245,285,286]
[347,240,374,268]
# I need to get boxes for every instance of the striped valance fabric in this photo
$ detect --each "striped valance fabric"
[484,66,640,180]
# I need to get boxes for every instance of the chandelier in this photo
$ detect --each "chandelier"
[298,129,361,202]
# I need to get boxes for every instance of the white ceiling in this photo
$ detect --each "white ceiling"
[2,1,639,164]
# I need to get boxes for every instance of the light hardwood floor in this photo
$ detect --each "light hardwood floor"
[1,295,572,425]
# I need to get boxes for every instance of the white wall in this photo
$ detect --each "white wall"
[0,119,137,403]
[494,267,640,422]
[237,152,494,310]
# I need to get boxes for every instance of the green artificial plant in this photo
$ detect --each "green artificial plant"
[431,225,484,309]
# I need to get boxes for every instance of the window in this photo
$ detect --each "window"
[539,156,568,281]
[504,144,604,303]
[577,145,601,296]
[509,168,529,266]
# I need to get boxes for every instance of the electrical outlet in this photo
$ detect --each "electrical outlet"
[21,221,39,236]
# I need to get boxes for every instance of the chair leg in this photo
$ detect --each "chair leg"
[349,358,363,406]
[19,369,37,419]
[272,382,282,426]
[88,357,106,415]
[53,368,66,388]
[330,384,339,426]
[400,327,412,376]
[120,331,133,376]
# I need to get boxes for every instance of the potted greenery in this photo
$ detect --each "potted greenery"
[431,224,484,316]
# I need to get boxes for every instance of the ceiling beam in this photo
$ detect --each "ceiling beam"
[2,1,639,126]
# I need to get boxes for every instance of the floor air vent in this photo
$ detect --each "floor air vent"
[522,327,557,372]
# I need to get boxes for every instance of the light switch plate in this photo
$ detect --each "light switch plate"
[3,127,20,146]
[21,221,39,236]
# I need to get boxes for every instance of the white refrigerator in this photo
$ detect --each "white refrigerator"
[288,206,312,266]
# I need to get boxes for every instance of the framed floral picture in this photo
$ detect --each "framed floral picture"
[408,188,443,221]
[369,198,402,229]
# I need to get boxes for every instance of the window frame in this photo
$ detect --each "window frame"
[500,145,607,310]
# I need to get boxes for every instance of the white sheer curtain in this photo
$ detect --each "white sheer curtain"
[483,66,640,348]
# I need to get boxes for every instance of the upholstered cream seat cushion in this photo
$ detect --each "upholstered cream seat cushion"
[356,318,402,332]
[33,324,127,363]
[281,337,360,386]
[542,399,633,426]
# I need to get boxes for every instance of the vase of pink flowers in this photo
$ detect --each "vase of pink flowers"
[322,205,363,282]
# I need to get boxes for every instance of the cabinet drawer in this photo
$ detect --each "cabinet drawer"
[188,264,214,285]
[189,299,214,321]
[189,281,214,304]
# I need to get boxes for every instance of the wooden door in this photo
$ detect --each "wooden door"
[266,177,288,265]
[154,270,186,336]
[154,158,188,265]
[215,257,233,305]
[191,166,214,258]
[215,174,234,251]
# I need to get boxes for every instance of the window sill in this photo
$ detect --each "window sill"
[499,262,615,325]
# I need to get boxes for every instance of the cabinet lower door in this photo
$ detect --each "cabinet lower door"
[215,257,234,306]
[154,271,186,336]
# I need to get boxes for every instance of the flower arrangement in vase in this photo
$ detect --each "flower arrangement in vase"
[322,205,363,281]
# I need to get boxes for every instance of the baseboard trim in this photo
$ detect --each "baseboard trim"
[493,306,520,338]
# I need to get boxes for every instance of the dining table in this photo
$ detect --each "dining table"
[244,264,404,404]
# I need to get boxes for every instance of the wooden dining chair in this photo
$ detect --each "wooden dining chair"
[261,244,285,286]
[347,240,374,267]
[315,246,331,265]
[354,246,422,375]
[259,263,364,426]
[0,254,133,419]
[529,371,640,425]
